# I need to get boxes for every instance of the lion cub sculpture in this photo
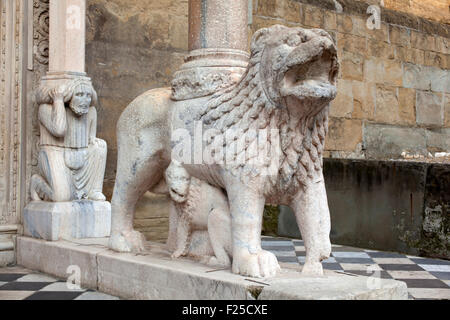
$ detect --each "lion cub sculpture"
[165,161,232,267]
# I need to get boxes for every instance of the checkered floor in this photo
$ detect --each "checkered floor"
[0,267,119,300]
[261,237,450,300]
[1,237,449,300]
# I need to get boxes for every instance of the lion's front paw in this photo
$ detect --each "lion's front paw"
[301,261,324,276]
[109,230,146,253]
[232,249,280,278]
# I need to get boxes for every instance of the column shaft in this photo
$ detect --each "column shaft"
[49,0,85,74]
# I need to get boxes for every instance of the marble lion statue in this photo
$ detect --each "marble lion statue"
[109,25,339,278]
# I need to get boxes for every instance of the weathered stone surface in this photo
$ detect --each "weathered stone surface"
[364,58,384,84]
[383,60,403,87]
[367,39,395,60]
[398,88,416,125]
[326,118,363,152]
[389,25,410,47]
[323,10,337,30]
[0,251,15,267]
[416,91,443,127]
[366,22,389,42]
[350,16,367,38]
[395,46,425,65]
[352,81,375,120]
[436,36,450,55]
[424,51,446,69]
[303,4,324,28]
[421,164,450,260]
[411,30,436,52]
[445,94,450,127]
[330,79,353,118]
[258,276,407,300]
[429,68,450,93]
[384,0,450,25]
[23,201,111,241]
[336,14,353,34]
[337,33,366,54]
[86,0,189,198]
[16,237,409,300]
[134,192,170,242]
[364,123,427,158]
[425,129,450,153]
[375,85,400,124]
[341,51,364,81]
[278,159,432,258]
[16,236,106,289]
[403,63,431,91]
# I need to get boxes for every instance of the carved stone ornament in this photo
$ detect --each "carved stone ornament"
[30,76,107,202]
[109,25,340,278]
[34,0,50,65]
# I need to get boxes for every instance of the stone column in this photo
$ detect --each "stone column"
[48,0,85,74]
[0,0,25,266]
[23,0,111,241]
[171,0,250,100]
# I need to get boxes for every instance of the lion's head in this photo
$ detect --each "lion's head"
[254,25,339,118]
[199,25,339,195]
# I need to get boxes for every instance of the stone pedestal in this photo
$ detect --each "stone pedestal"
[23,201,111,241]
[17,237,408,300]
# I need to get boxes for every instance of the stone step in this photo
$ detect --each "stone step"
[16,236,408,300]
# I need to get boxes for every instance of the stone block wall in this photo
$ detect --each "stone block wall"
[252,0,450,160]
[279,159,450,259]
[86,0,189,198]
[85,0,189,241]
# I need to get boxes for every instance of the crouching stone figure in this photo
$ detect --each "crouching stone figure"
[165,160,233,267]
[31,78,107,202]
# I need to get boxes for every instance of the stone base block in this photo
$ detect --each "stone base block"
[16,236,408,300]
[0,250,15,267]
[23,200,111,241]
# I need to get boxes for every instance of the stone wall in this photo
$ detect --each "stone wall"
[279,158,450,259]
[84,0,450,242]
[86,0,188,197]
[85,0,189,241]
[253,0,450,160]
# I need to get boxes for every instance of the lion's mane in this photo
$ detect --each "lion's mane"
[198,33,329,197]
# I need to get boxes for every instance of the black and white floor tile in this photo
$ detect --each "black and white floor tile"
[1,237,449,300]
[261,237,450,300]
[0,266,119,300]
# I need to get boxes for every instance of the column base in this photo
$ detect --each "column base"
[23,200,111,241]
[171,48,249,100]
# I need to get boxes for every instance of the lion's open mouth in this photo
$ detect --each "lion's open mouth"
[280,37,338,102]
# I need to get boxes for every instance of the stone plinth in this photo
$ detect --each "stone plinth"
[16,237,408,300]
[23,201,111,241]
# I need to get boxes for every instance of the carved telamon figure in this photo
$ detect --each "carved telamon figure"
[30,78,107,202]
